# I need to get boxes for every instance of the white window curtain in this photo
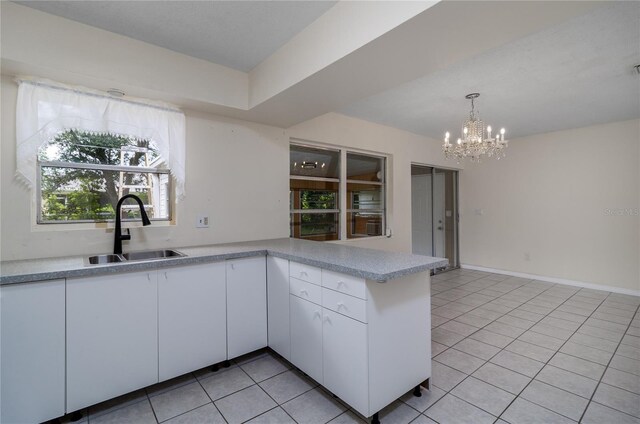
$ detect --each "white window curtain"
[15,76,186,200]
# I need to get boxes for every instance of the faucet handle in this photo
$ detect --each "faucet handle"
[121,229,131,241]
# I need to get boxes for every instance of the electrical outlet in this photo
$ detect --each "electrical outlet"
[196,215,209,228]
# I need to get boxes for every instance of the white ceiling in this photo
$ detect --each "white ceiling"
[13,0,337,72]
[6,1,636,138]
[339,2,640,140]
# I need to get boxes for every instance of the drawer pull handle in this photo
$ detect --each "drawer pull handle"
[323,316,331,324]
[337,302,346,310]
[300,289,308,296]
[147,273,151,281]
[314,311,321,319]
[164,272,168,280]
[300,271,308,276]
[337,281,346,288]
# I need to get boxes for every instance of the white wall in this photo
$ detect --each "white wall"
[0,75,290,260]
[460,119,640,292]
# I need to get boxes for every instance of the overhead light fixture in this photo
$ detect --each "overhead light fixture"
[443,93,508,162]
[301,161,317,169]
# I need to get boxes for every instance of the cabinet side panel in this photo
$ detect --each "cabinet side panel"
[159,262,227,381]
[367,272,431,415]
[267,256,290,360]
[66,271,159,411]
[1,280,66,424]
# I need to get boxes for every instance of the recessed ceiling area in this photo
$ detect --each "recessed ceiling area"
[3,1,633,137]
[13,0,337,72]
[339,2,640,140]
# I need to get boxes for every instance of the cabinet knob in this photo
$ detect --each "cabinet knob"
[300,289,308,296]
[164,272,168,280]
[314,311,321,319]
[323,316,331,324]
[337,281,345,288]
[337,302,346,310]
[147,273,151,281]
[231,263,235,270]
[300,271,307,277]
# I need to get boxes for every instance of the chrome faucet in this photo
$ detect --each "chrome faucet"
[114,194,151,254]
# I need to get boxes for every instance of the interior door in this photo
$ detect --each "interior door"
[411,174,432,256]
[411,165,459,270]
[432,172,446,258]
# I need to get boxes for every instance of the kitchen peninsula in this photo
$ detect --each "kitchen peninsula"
[1,238,446,424]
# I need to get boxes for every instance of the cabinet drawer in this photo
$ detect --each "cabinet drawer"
[322,270,366,300]
[290,277,321,305]
[322,288,367,323]
[290,261,321,285]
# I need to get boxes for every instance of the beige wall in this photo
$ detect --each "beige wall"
[288,112,455,253]
[0,75,290,260]
[0,76,449,261]
[460,119,640,292]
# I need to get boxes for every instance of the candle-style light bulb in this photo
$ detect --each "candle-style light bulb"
[457,138,462,145]
[500,128,506,142]
[487,126,492,139]
[445,131,450,139]
[463,127,468,135]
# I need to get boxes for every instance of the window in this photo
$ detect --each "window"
[290,145,340,241]
[347,153,385,238]
[289,143,387,241]
[38,130,170,223]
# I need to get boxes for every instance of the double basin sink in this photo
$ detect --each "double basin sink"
[86,249,186,265]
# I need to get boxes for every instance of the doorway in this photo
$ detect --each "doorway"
[411,165,459,271]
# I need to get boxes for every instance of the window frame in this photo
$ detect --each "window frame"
[289,143,341,240]
[36,145,172,225]
[289,140,388,241]
[345,152,386,239]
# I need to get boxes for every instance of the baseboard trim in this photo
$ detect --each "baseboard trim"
[460,264,640,297]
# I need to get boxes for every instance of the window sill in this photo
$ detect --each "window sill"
[32,220,174,232]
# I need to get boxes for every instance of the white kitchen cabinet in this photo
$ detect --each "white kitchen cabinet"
[1,280,66,424]
[290,294,324,383]
[267,256,290,360]
[322,308,369,415]
[226,256,267,358]
[159,263,227,381]
[66,270,158,412]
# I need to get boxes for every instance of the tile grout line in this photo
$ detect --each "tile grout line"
[429,274,615,422]
[576,302,640,423]
[494,289,615,423]
[424,274,571,420]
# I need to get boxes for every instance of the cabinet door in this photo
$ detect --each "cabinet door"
[290,295,323,383]
[1,280,65,424]
[67,271,158,412]
[226,257,267,358]
[323,308,369,416]
[267,256,290,360]
[159,263,226,381]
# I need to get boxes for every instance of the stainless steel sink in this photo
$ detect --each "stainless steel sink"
[86,249,186,265]
[123,249,186,261]
[87,254,125,265]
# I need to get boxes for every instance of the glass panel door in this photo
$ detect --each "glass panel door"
[411,165,459,271]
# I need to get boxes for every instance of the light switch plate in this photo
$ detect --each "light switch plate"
[196,214,209,228]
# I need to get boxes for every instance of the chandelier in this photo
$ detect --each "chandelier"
[443,93,508,162]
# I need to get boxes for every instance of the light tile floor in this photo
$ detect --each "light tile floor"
[57,269,640,424]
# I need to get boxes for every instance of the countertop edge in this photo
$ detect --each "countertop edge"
[1,242,448,285]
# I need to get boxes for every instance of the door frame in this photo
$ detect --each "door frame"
[410,163,460,272]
